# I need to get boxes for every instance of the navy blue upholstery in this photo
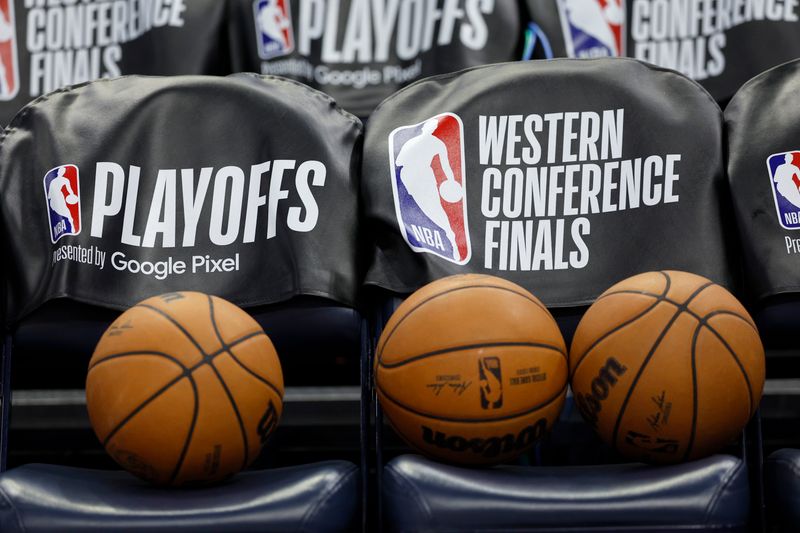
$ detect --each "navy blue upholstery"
[765,449,800,532]
[0,461,358,532]
[383,454,749,532]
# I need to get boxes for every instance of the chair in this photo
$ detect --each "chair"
[0,74,364,531]
[362,57,754,531]
[725,57,800,533]
[521,0,800,106]
[0,1,230,126]
[225,0,526,118]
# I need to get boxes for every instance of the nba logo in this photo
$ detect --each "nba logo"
[479,357,503,410]
[557,0,625,58]
[388,113,471,265]
[0,0,19,101]
[767,151,800,230]
[253,0,294,60]
[43,165,81,243]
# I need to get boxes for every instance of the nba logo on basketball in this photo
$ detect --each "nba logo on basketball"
[479,357,503,410]
[253,0,294,60]
[388,112,471,265]
[0,0,19,101]
[557,0,624,58]
[43,165,81,243]
[766,150,800,230]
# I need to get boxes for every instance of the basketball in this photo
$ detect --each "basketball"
[65,194,78,204]
[375,274,568,465]
[86,291,284,486]
[570,271,765,463]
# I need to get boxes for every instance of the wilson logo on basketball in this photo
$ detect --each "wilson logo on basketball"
[478,356,503,409]
[421,419,547,459]
[257,400,279,444]
[574,356,627,428]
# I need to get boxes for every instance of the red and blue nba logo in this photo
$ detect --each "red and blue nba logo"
[254,0,294,60]
[767,150,800,230]
[388,113,471,265]
[43,165,81,243]
[558,0,624,58]
[0,0,18,101]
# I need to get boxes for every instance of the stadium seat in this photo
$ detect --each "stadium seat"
[765,449,800,533]
[724,58,800,533]
[362,58,753,531]
[0,74,364,531]
[0,1,231,126]
[521,0,800,106]
[226,0,526,118]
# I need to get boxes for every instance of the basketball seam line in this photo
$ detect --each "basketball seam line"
[684,322,702,463]
[207,295,251,472]
[597,291,759,332]
[90,332,265,374]
[101,371,199,448]
[379,341,567,370]
[610,277,714,453]
[168,375,200,485]
[377,284,555,367]
[137,304,210,360]
[697,313,756,417]
[97,331,264,450]
[377,381,567,424]
[570,272,672,379]
[88,351,187,373]
[218,342,284,399]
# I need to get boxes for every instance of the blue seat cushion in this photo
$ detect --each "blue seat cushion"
[0,461,358,532]
[383,454,748,532]
[766,448,800,532]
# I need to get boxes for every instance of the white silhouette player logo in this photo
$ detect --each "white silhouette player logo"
[773,153,800,208]
[254,0,294,60]
[559,0,624,57]
[0,0,18,100]
[389,113,471,265]
[43,164,81,243]
[767,151,800,230]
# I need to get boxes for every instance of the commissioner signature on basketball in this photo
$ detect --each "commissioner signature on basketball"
[427,375,471,396]
[647,390,673,432]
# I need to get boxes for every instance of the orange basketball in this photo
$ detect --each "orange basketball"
[375,274,568,465]
[570,271,765,463]
[86,291,283,486]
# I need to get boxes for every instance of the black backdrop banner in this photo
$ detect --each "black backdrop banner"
[227,0,523,118]
[725,59,800,302]
[0,74,363,323]
[362,58,734,305]
[0,0,229,125]
[524,0,800,105]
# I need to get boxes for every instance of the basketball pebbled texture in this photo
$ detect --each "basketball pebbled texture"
[375,274,568,465]
[569,270,765,463]
[86,291,283,486]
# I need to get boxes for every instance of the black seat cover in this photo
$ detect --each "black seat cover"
[227,0,524,118]
[523,0,800,105]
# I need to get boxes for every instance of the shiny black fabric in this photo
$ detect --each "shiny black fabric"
[0,0,229,125]
[0,74,363,323]
[725,59,800,305]
[524,0,800,105]
[0,461,359,532]
[227,0,523,118]
[383,454,749,532]
[363,58,734,305]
